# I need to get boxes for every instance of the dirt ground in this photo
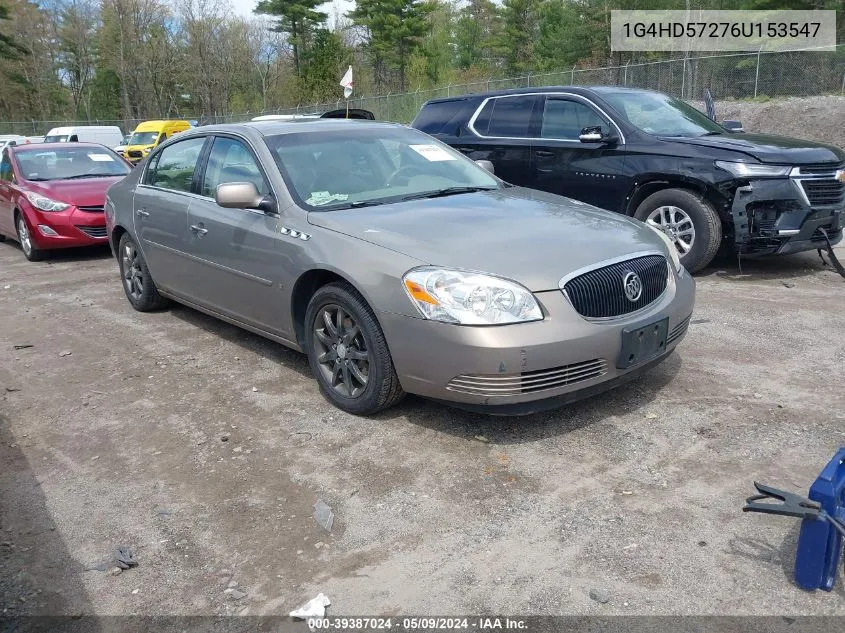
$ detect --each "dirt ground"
[692,96,845,149]
[1,238,844,621]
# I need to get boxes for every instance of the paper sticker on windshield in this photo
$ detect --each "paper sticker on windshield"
[409,144,457,162]
[88,153,114,162]
[306,191,349,206]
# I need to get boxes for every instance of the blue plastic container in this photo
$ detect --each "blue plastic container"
[794,447,845,591]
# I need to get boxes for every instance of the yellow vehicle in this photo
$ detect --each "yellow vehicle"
[124,120,192,164]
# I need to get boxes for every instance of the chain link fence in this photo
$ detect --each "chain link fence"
[2,45,844,135]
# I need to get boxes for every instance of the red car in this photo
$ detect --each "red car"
[0,142,131,261]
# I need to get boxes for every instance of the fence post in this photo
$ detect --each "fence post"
[754,48,762,98]
[571,65,576,85]
[681,56,687,99]
[841,72,845,95]
[526,73,531,87]
[623,61,629,86]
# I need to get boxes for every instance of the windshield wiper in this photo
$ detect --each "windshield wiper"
[400,186,497,202]
[322,200,384,211]
[25,177,50,181]
[63,174,113,180]
[699,131,723,136]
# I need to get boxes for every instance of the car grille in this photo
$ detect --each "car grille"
[77,205,104,213]
[76,225,108,238]
[798,163,842,175]
[446,358,608,397]
[800,180,845,206]
[667,314,691,346]
[563,255,669,319]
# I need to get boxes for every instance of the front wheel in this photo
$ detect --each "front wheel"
[634,189,722,273]
[117,233,168,311]
[16,214,46,261]
[305,282,405,415]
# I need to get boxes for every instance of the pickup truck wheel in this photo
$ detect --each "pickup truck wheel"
[634,189,721,273]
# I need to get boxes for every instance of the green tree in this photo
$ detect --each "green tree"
[0,2,26,59]
[453,0,499,71]
[499,0,539,74]
[299,28,349,102]
[349,0,435,91]
[255,0,326,77]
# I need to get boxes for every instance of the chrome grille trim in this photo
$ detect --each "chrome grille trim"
[667,314,691,346]
[76,225,108,238]
[447,359,608,396]
[560,253,669,319]
[790,164,845,207]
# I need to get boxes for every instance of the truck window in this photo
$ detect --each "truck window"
[474,95,536,138]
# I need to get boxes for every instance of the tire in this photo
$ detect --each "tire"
[633,188,722,273]
[117,233,168,311]
[15,213,47,262]
[305,282,405,415]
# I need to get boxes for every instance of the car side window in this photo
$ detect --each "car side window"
[201,137,269,199]
[541,98,608,140]
[144,136,206,192]
[0,152,13,181]
[473,95,536,138]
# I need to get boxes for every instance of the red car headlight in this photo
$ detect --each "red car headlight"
[25,191,70,212]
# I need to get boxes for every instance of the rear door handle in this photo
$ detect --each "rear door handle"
[535,150,555,157]
[190,224,208,236]
[135,208,149,217]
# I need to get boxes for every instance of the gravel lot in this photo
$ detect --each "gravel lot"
[1,239,844,619]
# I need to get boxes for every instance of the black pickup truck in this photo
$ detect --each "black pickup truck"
[412,87,844,272]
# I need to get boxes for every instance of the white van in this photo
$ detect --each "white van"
[43,126,124,147]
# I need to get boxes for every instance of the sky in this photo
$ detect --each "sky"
[230,0,356,23]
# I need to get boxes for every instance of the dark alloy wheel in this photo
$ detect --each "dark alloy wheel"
[305,282,405,415]
[313,303,371,398]
[117,233,168,311]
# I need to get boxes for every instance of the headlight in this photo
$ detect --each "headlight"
[25,191,69,212]
[648,226,683,273]
[402,267,543,325]
[715,161,791,178]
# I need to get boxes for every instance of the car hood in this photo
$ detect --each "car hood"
[307,187,666,291]
[662,133,845,165]
[24,177,125,207]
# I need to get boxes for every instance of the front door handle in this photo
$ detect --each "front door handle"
[190,224,208,236]
[135,208,150,217]
[535,150,555,157]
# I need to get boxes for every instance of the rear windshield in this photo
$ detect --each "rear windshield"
[43,135,69,143]
[16,146,130,181]
[413,99,470,134]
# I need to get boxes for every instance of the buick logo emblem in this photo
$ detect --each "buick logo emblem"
[623,271,643,302]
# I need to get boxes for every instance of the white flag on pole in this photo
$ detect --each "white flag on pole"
[340,66,353,99]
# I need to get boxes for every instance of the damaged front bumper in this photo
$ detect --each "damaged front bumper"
[729,171,843,256]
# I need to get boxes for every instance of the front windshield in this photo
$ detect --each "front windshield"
[600,90,725,137]
[43,135,69,143]
[16,146,130,181]
[265,127,500,211]
[129,131,159,146]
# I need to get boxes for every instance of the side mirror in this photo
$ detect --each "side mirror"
[722,120,744,133]
[215,182,276,213]
[475,159,495,175]
[579,126,618,144]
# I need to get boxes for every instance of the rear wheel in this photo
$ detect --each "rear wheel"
[16,213,46,262]
[118,233,168,311]
[634,188,722,273]
[305,282,405,415]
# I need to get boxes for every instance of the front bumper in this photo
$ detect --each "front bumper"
[25,206,109,249]
[378,268,695,413]
[730,177,843,256]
